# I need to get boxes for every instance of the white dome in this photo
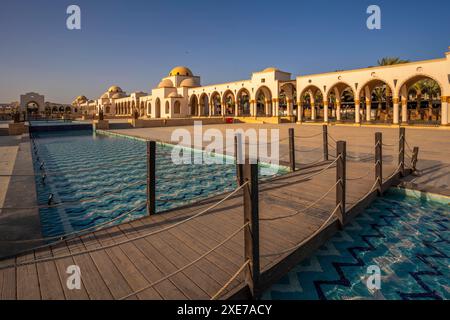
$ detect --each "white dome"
[179,78,198,87]
[158,79,174,88]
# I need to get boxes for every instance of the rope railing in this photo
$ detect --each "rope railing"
[261,204,340,258]
[265,156,340,186]
[210,260,250,300]
[0,202,147,247]
[260,179,340,221]
[119,222,249,300]
[0,182,248,271]
[294,146,322,153]
[294,132,322,139]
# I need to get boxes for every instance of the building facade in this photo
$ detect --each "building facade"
[76,48,450,125]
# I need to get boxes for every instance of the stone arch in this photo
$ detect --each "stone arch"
[174,100,181,114]
[189,95,199,116]
[397,74,443,123]
[255,86,272,116]
[26,101,40,114]
[140,101,145,116]
[236,88,251,116]
[199,93,209,116]
[300,85,324,121]
[165,101,170,115]
[326,82,356,122]
[222,90,235,116]
[279,83,296,116]
[155,98,161,118]
[358,78,395,122]
[210,91,221,116]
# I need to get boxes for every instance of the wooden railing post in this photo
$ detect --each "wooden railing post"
[411,147,419,172]
[235,134,244,186]
[399,127,405,176]
[375,132,383,194]
[147,141,156,215]
[243,161,260,299]
[323,125,329,161]
[336,141,346,227]
[288,128,295,172]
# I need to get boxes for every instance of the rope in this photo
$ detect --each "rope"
[119,222,249,300]
[0,182,248,271]
[0,202,147,247]
[327,134,338,143]
[298,156,327,166]
[261,204,340,258]
[383,162,403,182]
[260,180,340,221]
[405,139,414,153]
[294,146,322,153]
[347,170,372,181]
[210,260,250,300]
[294,132,322,139]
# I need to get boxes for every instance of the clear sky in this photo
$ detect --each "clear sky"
[1,0,449,103]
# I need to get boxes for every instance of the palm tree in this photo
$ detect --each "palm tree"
[411,81,427,114]
[423,79,441,120]
[372,87,386,118]
[377,57,410,66]
[376,57,410,118]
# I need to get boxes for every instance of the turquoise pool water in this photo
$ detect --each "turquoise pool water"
[263,188,449,300]
[31,129,285,237]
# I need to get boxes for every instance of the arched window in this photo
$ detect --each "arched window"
[165,101,170,114]
[174,101,181,114]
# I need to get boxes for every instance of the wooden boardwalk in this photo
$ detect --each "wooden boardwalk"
[0,156,407,300]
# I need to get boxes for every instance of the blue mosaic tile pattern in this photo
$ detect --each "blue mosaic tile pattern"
[263,189,450,300]
[31,130,284,237]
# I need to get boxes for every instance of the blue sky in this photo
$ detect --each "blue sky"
[1,0,449,103]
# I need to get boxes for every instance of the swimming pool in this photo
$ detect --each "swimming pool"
[31,129,286,237]
[263,188,449,300]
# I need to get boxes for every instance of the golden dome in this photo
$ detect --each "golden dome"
[108,85,123,93]
[169,66,193,77]
[76,95,87,101]
[262,67,279,72]
[179,78,198,87]
[158,79,174,88]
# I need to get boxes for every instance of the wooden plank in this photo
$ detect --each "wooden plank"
[92,228,160,300]
[50,241,90,300]
[77,232,134,299]
[0,258,16,299]
[103,225,187,299]
[117,221,209,300]
[34,246,66,300]
[16,251,40,299]
[65,237,113,299]
[131,219,221,298]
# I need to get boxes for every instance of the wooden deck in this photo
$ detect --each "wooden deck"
[0,155,409,300]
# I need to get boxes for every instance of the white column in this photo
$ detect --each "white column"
[272,99,279,117]
[323,101,329,122]
[336,101,341,121]
[393,97,399,124]
[297,102,303,122]
[401,98,408,123]
[311,102,316,121]
[441,96,448,125]
[286,99,293,116]
[355,99,361,123]
[365,99,371,122]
